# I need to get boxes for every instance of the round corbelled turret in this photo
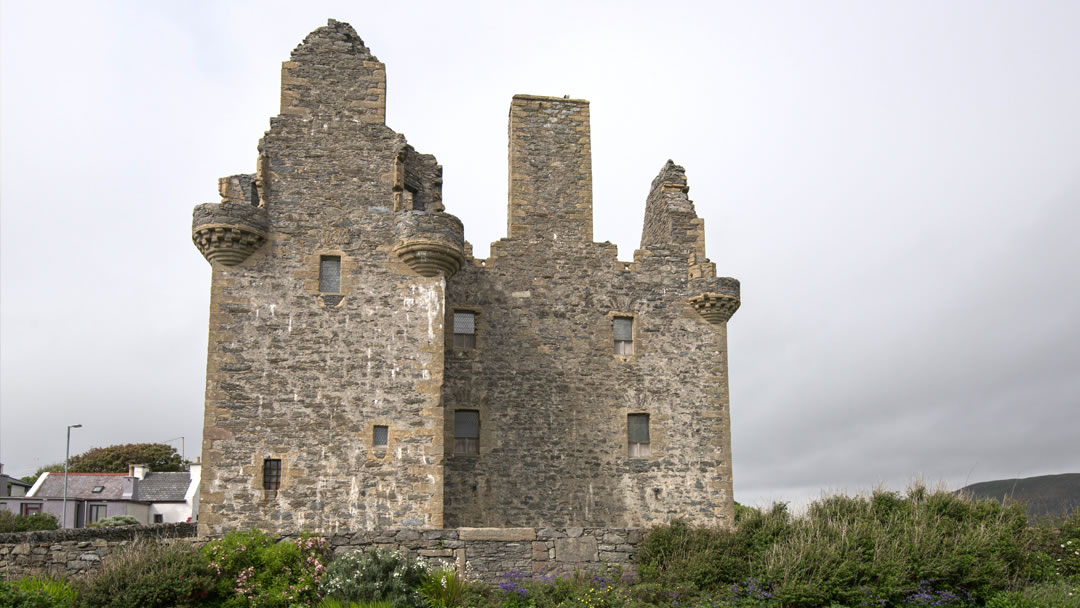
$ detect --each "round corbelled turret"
[192,203,269,266]
[392,211,465,278]
[688,277,741,324]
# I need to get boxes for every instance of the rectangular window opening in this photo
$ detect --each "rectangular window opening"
[453,311,476,350]
[614,317,634,355]
[153,514,164,524]
[319,256,341,293]
[20,503,42,516]
[373,425,389,448]
[263,458,282,491]
[628,413,651,459]
[88,504,107,524]
[454,410,480,455]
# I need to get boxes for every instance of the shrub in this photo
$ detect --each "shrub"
[202,529,331,608]
[74,539,216,608]
[418,567,468,608]
[985,580,1080,608]
[319,547,428,608]
[88,515,140,528]
[0,510,59,533]
[2,575,76,608]
[640,485,1045,608]
[318,600,396,608]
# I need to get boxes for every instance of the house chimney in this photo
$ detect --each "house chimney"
[130,463,148,480]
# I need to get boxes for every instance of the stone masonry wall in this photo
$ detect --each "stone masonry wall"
[0,524,196,579]
[1,526,641,584]
[198,20,449,536]
[443,101,736,529]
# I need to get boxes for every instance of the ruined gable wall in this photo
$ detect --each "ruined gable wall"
[197,21,447,535]
[442,97,736,528]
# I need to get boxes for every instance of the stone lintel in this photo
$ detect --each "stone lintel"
[458,527,536,542]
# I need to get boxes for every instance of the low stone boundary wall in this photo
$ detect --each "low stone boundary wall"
[1,525,643,582]
[0,523,198,579]
[322,527,643,583]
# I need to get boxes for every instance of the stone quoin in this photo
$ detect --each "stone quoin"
[192,19,740,536]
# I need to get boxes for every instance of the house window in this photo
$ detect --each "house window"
[20,503,42,516]
[88,504,107,523]
[153,514,164,524]
[91,486,104,493]
[628,413,650,458]
[319,256,341,293]
[453,311,476,350]
[263,458,282,490]
[614,317,633,355]
[373,425,389,448]
[454,410,480,455]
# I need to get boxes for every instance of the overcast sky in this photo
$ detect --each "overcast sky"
[2,0,1078,510]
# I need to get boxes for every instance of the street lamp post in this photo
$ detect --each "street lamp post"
[63,424,82,529]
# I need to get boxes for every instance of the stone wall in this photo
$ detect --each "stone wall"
[197,19,452,535]
[0,523,196,579]
[1,526,641,583]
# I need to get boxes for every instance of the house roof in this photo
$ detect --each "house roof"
[1,474,32,489]
[33,473,128,500]
[136,472,191,502]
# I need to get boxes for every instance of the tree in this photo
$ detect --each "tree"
[19,443,187,484]
[69,443,188,473]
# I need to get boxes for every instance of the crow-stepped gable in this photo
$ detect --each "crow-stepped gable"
[192,19,741,536]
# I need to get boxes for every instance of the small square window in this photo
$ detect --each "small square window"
[453,311,476,350]
[263,458,282,490]
[373,425,389,447]
[454,410,480,455]
[614,317,633,355]
[153,514,164,524]
[319,256,341,293]
[91,486,105,493]
[628,413,650,458]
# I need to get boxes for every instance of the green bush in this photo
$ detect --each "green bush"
[0,584,58,608]
[317,600,396,608]
[74,539,216,608]
[318,547,428,608]
[202,529,331,608]
[418,567,468,608]
[639,486,1046,608]
[0,510,59,532]
[2,575,77,608]
[986,580,1080,608]
[88,514,140,528]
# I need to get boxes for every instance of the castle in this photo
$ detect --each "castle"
[191,20,740,536]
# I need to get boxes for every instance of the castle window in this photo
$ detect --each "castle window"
[614,317,634,355]
[454,410,480,455]
[453,311,476,350]
[319,256,341,293]
[373,425,389,448]
[628,413,650,458]
[263,458,282,490]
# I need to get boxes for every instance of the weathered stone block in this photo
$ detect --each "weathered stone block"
[459,528,535,542]
[554,536,598,562]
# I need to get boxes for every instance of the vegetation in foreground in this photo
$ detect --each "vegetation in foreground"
[3,486,1078,608]
[0,511,58,534]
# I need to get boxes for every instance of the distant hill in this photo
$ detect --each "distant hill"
[958,473,1080,519]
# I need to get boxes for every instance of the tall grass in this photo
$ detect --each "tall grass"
[639,484,1051,608]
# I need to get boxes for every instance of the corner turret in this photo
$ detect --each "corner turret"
[191,175,268,266]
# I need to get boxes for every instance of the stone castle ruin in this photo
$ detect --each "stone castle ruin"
[191,19,740,536]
